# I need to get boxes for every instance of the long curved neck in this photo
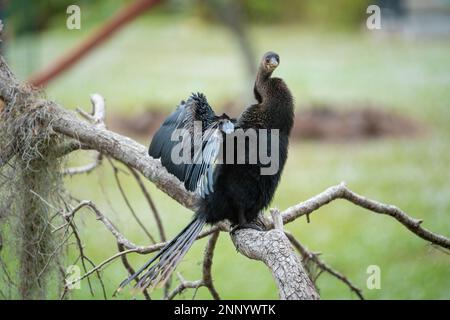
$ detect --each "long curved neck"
[245,68,294,134]
[253,66,273,103]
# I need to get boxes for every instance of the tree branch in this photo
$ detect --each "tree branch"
[63,94,105,175]
[202,230,221,300]
[1,55,448,300]
[167,231,221,300]
[285,231,364,300]
[279,182,450,249]
[117,243,151,300]
[231,210,319,300]
[128,166,167,242]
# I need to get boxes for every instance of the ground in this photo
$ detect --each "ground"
[4,15,450,299]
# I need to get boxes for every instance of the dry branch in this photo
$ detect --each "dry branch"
[63,94,105,175]
[167,231,221,300]
[128,166,166,242]
[1,54,449,300]
[285,232,364,300]
[279,182,450,249]
[117,243,151,300]
[231,210,319,300]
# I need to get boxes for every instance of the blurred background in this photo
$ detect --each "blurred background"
[1,0,449,299]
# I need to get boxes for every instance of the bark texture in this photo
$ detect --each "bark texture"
[0,55,319,299]
[232,228,319,300]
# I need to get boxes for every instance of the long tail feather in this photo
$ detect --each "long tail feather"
[116,217,206,294]
[137,219,204,289]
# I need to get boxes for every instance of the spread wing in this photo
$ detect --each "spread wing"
[149,93,234,198]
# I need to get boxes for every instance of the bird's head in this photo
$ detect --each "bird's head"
[261,51,280,72]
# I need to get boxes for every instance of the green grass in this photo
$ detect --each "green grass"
[4,15,450,299]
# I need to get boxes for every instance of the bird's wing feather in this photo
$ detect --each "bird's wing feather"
[148,93,234,198]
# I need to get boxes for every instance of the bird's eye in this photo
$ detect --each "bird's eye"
[265,58,270,63]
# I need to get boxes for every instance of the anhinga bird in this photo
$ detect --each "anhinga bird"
[118,51,294,293]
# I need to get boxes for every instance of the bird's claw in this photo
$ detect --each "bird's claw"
[230,219,267,234]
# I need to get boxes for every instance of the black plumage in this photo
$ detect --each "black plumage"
[148,92,233,197]
[118,52,294,293]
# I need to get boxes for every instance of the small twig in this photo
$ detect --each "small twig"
[67,249,137,287]
[167,273,203,300]
[62,199,215,255]
[110,159,156,244]
[279,182,450,250]
[81,255,108,300]
[270,208,283,231]
[126,167,170,296]
[31,192,107,298]
[36,231,74,282]
[128,166,166,242]
[59,266,70,300]
[75,94,106,127]
[63,94,106,175]
[63,153,102,176]
[202,231,221,300]
[67,220,95,297]
[117,243,151,300]
[285,232,364,300]
[63,200,142,251]
[166,231,221,300]
[76,107,94,121]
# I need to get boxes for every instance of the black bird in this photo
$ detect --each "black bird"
[118,51,294,293]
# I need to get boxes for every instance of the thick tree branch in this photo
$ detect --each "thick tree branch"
[51,104,197,209]
[231,210,319,300]
[1,55,448,300]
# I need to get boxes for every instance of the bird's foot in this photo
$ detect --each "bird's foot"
[230,216,267,234]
